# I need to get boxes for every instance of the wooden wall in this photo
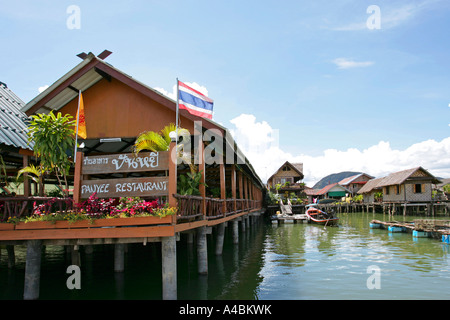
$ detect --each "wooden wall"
[60,78,195,139]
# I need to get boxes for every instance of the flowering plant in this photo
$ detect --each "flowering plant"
[109,196,161,217]
[75,193,117,218]
[32,197,73,216]
[4,193,177,224]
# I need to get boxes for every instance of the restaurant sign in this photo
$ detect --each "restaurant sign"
[79,151,170,199]
[82,152,169,174]
[80,176,169,199]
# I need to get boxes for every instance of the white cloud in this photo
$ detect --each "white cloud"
[228,113,450,186]
[332,58,374,69]
[38,85,49,93]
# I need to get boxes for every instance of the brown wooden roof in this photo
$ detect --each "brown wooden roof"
[358,167,441,194]
[267,161,304,182]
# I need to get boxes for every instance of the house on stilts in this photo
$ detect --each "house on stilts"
[0,51,265,300]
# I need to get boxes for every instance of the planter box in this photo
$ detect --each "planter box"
[14,215,173,230]
[0,223,15,231]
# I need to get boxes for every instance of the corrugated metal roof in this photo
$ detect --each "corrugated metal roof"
[0,82,33,150]
[306,183,349,196]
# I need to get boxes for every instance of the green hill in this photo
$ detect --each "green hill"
[313,171,362,189]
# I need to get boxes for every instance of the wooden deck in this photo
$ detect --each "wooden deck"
[0,195,262,243]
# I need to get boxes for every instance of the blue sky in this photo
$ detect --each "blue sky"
[1,0,449,184]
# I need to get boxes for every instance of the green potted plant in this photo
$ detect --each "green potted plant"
[23,112,76,197]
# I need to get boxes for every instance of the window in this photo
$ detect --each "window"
[414,184,422,193]
[385,186,390,195]
[396,185,401,194]
[282,166,291,171]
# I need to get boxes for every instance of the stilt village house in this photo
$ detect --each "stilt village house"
[304,173,373,203]
[338,173,373,196]
[357,167,441,203]
[304,183,349,203]
[267,161,304,197]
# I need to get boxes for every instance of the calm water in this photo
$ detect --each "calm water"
[1,212,450,300]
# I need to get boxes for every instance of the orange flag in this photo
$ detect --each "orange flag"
[76,92,87,139]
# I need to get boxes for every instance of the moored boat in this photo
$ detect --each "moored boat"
[305,204,339,226]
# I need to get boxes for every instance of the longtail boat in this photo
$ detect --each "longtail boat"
[305,204,339,226]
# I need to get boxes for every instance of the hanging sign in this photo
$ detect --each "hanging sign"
[81,151,169,174]
[80,176,169,199]
[79,151,170,199]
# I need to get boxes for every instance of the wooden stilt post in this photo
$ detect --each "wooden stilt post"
[215,223,225,255]
[6,245,15,269]
[232,219,239,245]
[197,226,208,275]
[161,236,177,300]
[71,245,81,267]
[24,240,42,300]
[114,243,125,272]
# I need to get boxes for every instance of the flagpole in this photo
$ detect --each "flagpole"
[74,90,81,163]
[175,78,179,143]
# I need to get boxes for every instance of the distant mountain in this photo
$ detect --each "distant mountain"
[312,171,362,189]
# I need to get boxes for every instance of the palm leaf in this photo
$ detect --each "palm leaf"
[134,125,191,155]
[17,165,44,184]
[134,131,169,154]
[160,123,177,146]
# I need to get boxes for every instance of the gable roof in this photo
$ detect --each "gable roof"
[22,52,265,188]
[305,182,348,196]
[357,167,441,194]
[377,167,440,187]
[0,82,33,150]
[267,161,304,182]
[357,177,385,194]
[339,173,374,186]
[23,53,223,132]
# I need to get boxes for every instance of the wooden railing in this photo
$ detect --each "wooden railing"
[0,197,74,222]
[173,194,262,222]
[173,194,204,222]
[0,194,263,224]
[205,198,223,219]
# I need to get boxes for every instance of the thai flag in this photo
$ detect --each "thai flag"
[178,81,213,119]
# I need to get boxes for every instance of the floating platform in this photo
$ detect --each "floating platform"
[370,220,415,231]
[370,219,450,243]
[271,214,308,224]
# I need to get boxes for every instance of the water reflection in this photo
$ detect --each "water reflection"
[259,212,450,300]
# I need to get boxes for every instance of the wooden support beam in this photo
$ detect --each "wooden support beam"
[23,155,30,197]
[168,141,177,209]
[73,151,83,204]
[231,164,237,212]
[238,170,244,199]
[220,163,226,215]
[198,140,206,216]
